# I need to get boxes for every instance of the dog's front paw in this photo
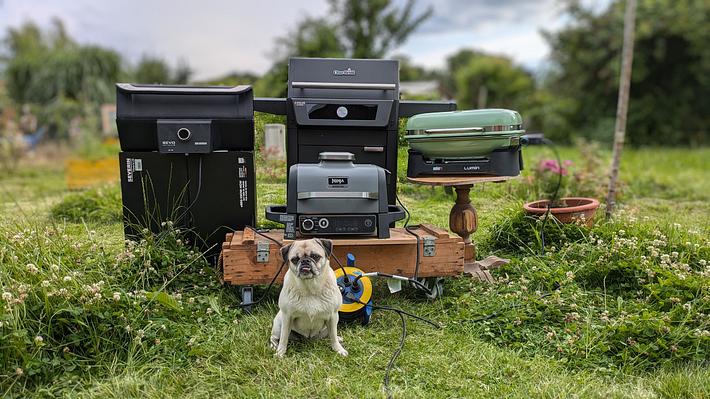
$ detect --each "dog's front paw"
[275,346,287,357]
[333,344,348,357]
[270,336,279,351]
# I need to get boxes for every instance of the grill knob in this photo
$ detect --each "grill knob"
[336,106,348,119]
[301,218,314,231]
[318,218,329,229]
[177,127,191,141]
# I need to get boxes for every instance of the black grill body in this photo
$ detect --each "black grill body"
[116,84,256,255]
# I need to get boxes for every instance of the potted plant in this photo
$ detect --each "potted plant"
[523,158,600,226]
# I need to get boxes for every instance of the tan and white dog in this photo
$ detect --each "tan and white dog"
[270,238,347,357]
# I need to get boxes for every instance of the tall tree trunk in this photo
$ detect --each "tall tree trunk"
[605,0,637,220]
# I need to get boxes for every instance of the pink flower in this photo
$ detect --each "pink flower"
[537,159,570,176]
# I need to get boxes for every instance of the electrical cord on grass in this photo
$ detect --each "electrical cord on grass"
[395,191,423,282]
[342,293,440,399]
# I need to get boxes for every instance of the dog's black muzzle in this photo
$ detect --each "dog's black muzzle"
[298,259,315,275]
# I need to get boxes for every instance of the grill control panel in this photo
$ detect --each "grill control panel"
[298,214,376,235]
[157,120,212,154]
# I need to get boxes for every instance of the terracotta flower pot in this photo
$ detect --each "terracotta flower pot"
[523,197,600,227]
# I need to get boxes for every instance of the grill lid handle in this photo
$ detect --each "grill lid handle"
[423,127,485,134]
[291,82,396,90]
[319,152,355,161]
[297,191,379,200]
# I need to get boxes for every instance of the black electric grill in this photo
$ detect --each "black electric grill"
[255,57,456,205]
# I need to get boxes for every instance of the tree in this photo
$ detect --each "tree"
[454,54,535,110]
[396,55,436,81]
[133,56,171,84]
[256,0,431,96]
[4,20,120,105]
[329,0,432,59]
[2,19,121,139]
[254,17,345,97]
[440,49,481,99]
[543,0,709,145]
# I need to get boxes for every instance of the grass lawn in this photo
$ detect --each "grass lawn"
[1,146,708,398]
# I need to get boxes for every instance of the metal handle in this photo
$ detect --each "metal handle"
[363,146,384,153]
[423,127,485,134]
[291,82,396,90]
[117,83,251,95]
[297,192,379,200]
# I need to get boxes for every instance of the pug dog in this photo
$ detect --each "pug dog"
[270,238,347,357]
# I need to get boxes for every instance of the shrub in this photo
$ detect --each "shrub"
[467,213,710,371]
[50,185,122,224]
[484,208,589,254]
[0,221,233,390]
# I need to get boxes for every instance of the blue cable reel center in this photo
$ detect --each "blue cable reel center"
[335,253,373,325]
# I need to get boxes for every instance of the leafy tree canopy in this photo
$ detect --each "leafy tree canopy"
[544,0,709,145]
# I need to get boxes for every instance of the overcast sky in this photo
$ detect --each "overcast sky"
[0,0,610,80]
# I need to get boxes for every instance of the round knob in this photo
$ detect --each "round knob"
[177,127,191,141]
[318,218,329,229]
[301,219,314,231]
[336,106,348,119]
[364,219,373,228]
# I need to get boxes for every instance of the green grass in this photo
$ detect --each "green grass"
[1,146,709,398]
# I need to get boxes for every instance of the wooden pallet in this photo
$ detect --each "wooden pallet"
[220,224,464,286]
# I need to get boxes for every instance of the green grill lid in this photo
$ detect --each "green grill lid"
[406,108,522,135]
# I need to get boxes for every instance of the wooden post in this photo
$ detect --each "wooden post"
[605,0,637,219]
[449,185,478,261]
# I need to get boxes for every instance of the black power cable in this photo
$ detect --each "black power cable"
[342,294,440,399]
[395,192,423,282]
[176,155,203,225]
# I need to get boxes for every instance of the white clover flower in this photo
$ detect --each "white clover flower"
[51,264,59,272]
[26,264,39,274]
[2,292,12,301]
[566,271,575,281]
[683,303,692,311]
[63,276,72,282]
[15,367,23,376]
[34,335,44,344]
[206,307,213,315]
[700,260,707,266]
[113,292,121,301]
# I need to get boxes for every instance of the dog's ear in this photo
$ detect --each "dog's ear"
[316,238,333,258]
[280,243,292,263]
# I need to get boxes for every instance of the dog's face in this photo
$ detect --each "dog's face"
[280,238,333,280]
